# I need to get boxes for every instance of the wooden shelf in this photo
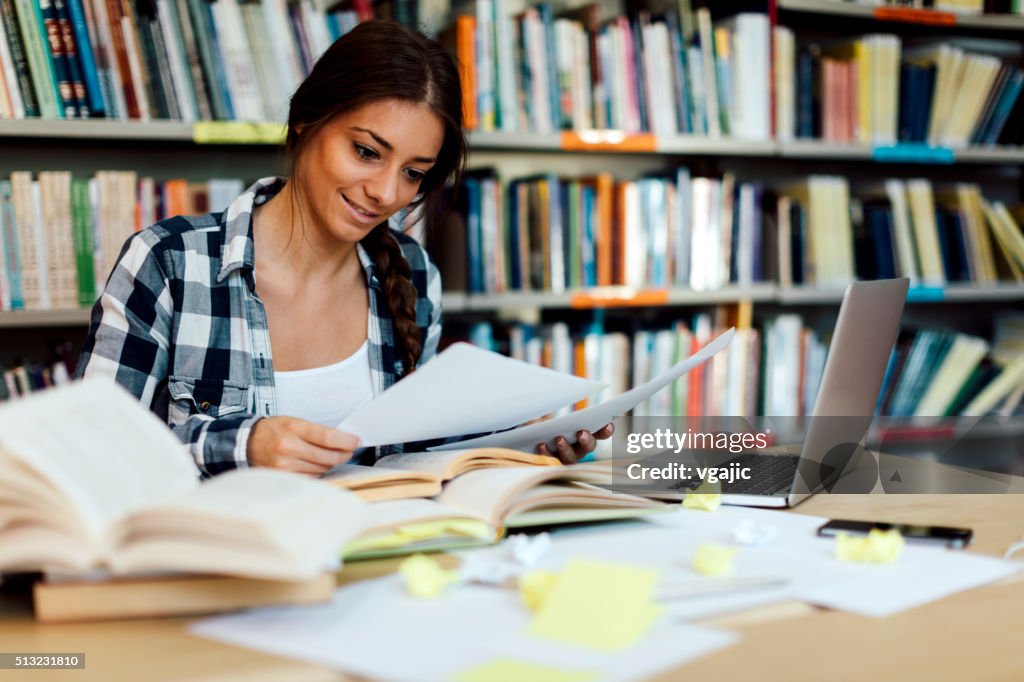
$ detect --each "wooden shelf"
[3,284,1020,324]
[0,309,92,328]
[0,120,1022,164]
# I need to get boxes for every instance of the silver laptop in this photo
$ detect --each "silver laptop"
[705,278,909,508]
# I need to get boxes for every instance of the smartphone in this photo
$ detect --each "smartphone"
[816,519,973,549]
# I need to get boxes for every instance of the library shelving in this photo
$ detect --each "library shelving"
[1,0,1022,417]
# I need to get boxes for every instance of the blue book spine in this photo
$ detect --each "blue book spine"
[465,178,482,293]
[946,210,972,283]
[581,184,596,287]
[537,3,561,132]
[915,65,936,143]
[0,182,24,309]
[933,208,955,283]
[64,0,104,115]
[507,179,522,290]
[874,207,897,280]
[796,48,814,139]
[325,12,341,42]
[876,347,901,416]
[203,1,235,119]
[665,12,691,134]
[982,70,1024,145]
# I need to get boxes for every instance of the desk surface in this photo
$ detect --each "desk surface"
[2,493,1023,682]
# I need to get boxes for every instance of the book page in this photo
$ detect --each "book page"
[430,328,734,452]
[338,342,605,446]
[374,448,560,479]
[435,464,616,527]
[0,380,199,541]
[324,463,442,486]
[113,469,367,580]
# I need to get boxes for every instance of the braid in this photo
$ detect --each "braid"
[364,225,422,375]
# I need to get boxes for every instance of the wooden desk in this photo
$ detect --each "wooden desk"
[2,493,1022,682]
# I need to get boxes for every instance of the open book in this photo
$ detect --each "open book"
[345,463,668,558]
[0,380,366,582]
[324,448,560,501]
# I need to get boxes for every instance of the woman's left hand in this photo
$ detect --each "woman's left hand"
[535,423,615,464]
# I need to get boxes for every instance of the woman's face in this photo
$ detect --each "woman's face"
[293,98,444,244]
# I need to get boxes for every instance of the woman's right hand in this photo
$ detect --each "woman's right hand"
[247,416,361,475]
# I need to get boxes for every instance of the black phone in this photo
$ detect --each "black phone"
[816,519,973,549]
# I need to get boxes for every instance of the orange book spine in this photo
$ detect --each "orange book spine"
[456,15,477,131]
[573,338,588,410]
[596,173,613,286]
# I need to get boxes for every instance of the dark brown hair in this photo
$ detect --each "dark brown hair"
[285,20,466,374]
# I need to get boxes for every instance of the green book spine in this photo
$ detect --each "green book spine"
[71,178,95,306]
[0,0,40,115]
[12,0,61,117]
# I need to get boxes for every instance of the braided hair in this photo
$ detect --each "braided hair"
[284,21,466,374]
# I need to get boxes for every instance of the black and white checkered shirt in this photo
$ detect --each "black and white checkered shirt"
[77,177,442,476]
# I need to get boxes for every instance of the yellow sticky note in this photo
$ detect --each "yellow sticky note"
[683,493,722,511]
[682,479,722,511]
[398,554,459,598]
[519,570,559,612]
[528,559,661,651]
[192,121,287,144]
[451,659,599,682]
[835,529,905,564]
[692,544,737,576]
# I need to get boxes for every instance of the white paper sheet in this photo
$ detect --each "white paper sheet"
[457,506,1021,620]
[338,342,605,446]
[430,328,735,452]
[191,574,738,681]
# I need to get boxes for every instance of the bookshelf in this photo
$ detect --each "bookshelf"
[0,1,1022,419]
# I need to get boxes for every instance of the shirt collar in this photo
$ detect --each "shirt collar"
[217,176,381,289]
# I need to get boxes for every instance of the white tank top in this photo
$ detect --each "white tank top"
[274,341,373,427]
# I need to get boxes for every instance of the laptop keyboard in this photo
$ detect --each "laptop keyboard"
[669,453,801,497]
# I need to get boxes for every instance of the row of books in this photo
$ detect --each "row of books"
[774,31,1024,147]
[461,310,791,419]
[879,315,1024,418]
[458,312,1024,417]
[430,167,1024,295]
[0,0,383,121]
[0,171,242,311]
[783,177,1024,287]
[450,4,771,137]
[0,339,76,402]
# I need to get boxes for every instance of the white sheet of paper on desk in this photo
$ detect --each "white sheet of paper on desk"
[338,342,605,446]
[191,574,737,682]
[456,506,1021,621]
[429,328,734,452]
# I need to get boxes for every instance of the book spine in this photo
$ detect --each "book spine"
[0,0,35,115]
[52,0,89,116]
[12,0,60,117]
[39,0,79,117]
[64,0,103,115]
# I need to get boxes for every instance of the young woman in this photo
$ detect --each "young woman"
[77,21,611,477]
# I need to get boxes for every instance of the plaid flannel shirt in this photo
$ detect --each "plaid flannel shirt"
[76,177,442,476]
